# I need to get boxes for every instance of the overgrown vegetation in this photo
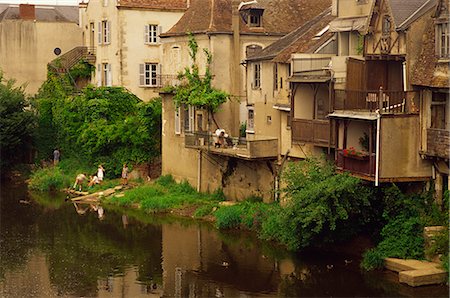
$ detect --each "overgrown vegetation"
[0,71,36,173]
[171,33,230,129]
[361,185,448,271]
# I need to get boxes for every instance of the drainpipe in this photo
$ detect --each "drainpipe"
[375,109,381,186]
[402,61,407,91]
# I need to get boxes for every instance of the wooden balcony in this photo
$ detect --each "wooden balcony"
[291,119,333,147]
[336,149,376,178]
[185,132,278,160]
[334,89,419,113]
[426,128,450,159]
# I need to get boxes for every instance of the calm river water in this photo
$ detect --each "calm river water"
[0,182,448,297]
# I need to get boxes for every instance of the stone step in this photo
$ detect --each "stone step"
[399,268,448,287]
[384,257,447,287]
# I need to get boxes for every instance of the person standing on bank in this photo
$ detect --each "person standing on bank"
[121,163,128,186]
[97,165,105,183]
[53,149,60,166]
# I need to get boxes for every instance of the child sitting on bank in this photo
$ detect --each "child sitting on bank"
[88,174,100,188]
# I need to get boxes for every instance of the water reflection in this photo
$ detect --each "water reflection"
[0,184,448,297]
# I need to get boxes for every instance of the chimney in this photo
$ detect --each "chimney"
[19,4,35,20]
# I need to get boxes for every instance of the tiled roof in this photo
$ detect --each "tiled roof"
[410,17,449,88]
[0,5,78,23]
[246,9,335,63]
[163,0,331,36]
[117,0,188,10]
[389,0,430,28]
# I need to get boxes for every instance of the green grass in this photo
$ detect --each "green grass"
[107,175,220,212]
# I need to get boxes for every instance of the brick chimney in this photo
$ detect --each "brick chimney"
[19,4,36,20]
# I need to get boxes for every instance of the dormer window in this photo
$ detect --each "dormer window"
[239,3,264,28]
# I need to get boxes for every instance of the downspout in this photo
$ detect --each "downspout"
[402,61,407,91]
[375,109,381,186]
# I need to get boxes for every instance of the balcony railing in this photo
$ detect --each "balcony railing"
[184,131,277,159]
[334,89,419,113]
[291,119,333,146]
[426,128,450,159]
[336,149,376,178]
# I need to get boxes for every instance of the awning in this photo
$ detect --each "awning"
[287,76,331,83]
[273,103,291,112]
[328,110,377,120]
[329,16,368,33]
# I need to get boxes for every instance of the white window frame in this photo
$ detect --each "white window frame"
[252,63,261,89]
[139,63,161,87]
[247,108,255,133]
[436,22,450,59]
[98,20,111,45]
[144,24,161,44]
[101,63,112,86]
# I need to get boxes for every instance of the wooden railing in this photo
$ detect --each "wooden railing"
[336,149,376,177]
[48,46,95,72]
[292,119,332,146]
[334,89,419,113]
[426,128,450,159]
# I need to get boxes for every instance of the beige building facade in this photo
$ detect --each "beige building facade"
[160,0,332,201]
[79,0,187,101]
[0,4,82,95]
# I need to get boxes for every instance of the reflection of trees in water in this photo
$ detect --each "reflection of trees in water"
[0,185,40,280]
[35,205,164,296]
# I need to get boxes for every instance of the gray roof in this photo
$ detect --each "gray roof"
[246,8,334,62]
[0,4,79,24]
[389,0,430,28]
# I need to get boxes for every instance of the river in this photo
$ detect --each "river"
[0,182,448,297]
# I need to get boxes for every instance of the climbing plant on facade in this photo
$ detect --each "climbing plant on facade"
[172,33,230,128]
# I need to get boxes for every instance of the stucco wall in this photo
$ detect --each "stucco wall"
[162,93,276,201]
[380,115,431,180]
[0,20,82,95]
[335,0,373,18]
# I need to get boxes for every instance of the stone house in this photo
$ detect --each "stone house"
[160,0,331,201]
[410,0,449,204]
[78,0,187,101]
[0,4,82,95]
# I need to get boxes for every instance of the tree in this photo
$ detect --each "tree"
[172,34,230,129]
[0,72,36,172]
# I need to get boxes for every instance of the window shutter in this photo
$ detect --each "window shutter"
[98,22,102,45]
[107,64,112,86]
[139,64,145,86]
[157,25,162,43]
[97,64,101,86]
[175,107,181,135]
[144,25,149,44]
[189,106,195,132]
[157,64,162,86]
[106,21,111,44]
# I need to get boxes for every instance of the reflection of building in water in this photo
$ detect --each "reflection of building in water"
[161,222,297,297]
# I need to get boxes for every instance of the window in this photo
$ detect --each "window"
[253,63,261,89]
[246,44,262,58]
[431,92,448,129]
[249,11,262,27]
[436,22,449,58]
[273,63,278,91]
[98,20,111,45]
[183,105,195,133]
[139,63,161,87]
[97,63,112,86]
[382,16,391,35]
[247,108,255,132]
[144,24,160,44]
[175,107,181,135]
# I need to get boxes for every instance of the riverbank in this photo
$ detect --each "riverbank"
[28,160,449,285]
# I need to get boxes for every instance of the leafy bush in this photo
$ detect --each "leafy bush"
[28,167,70,191]
[214,205,243,229]
[259,158,372,251]
[194,204,216,218]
